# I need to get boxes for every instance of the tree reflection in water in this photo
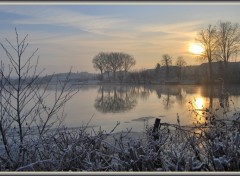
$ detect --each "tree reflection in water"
[94,85,189,113]
[94,85,137,113]
[162,91,175,110]
[94,84,236,115]
[175,87,187,106]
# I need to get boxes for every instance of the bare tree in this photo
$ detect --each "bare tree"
[92,52,107,82]
[196,25,218,83]
[92,52,135,83]
[107,52,124,82]
[122,53,136,82]
[161,54,172,80]
[0,29,77,169]
[175,56,187,81]
[155,63,161,70]
[216,21,240,81]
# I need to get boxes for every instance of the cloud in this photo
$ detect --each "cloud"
[0,6,128,35]
[0,5,209,73]
[138,20,203,39]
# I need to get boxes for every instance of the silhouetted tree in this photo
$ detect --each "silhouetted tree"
[92,52,107,82]
[107,52,123,82]
[161,54,172,81]
[122,53,136,82]
[216,21,240,82]
[118,71,124,84]
[196,25,218,84]
[92,52,134,83]
[104,59,112,82]
[175,56,187,81]
[155,63,161,70]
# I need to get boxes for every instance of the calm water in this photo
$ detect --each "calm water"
[62,84,240,132]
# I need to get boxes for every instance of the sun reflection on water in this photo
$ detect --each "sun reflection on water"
[195,97,204,110]
[190,96,207,125]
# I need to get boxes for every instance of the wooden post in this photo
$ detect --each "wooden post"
[152,118,161,140]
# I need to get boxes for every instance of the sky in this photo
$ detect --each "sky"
[0,3,240,74]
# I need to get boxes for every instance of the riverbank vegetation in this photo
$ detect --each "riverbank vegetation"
[0,29,78,171]
[8,100,240,171]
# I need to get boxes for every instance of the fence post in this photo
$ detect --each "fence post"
[152,118,161,140]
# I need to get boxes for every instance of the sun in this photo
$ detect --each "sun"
[189,43,204,55]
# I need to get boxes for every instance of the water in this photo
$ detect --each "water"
[63,84,240,132]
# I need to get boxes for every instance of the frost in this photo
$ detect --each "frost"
[214,158,225,171]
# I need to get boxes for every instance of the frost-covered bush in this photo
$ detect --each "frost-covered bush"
[0,29,77,171]
[13,104,239,171]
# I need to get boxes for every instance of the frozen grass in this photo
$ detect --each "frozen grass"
[2,103,237,172]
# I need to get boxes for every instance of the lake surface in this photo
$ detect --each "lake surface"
[62,84,240,132]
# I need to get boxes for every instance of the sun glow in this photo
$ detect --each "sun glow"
[195,97,204,110]
[189,43,204,55]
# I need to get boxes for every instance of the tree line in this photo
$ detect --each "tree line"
[92,52,136,83]
[92,20,240,85]
[92,52,187,84]
[196,21,240,84]
[159,55,187,82]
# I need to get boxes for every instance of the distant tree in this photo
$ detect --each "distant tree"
[155,63,161,83]
[92,52,107,82]
[107,52,124,82]
[122,53,136,82]
[103,57,111,82]
[128,70,141,84]
[161,54,172,80]
[196,25,218,83]
[117,71,124,84]
[139,69,151,84]
[155,63,161,70]
[93,52,135,83]
[175,56,187,81]
[216,21,240,82]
